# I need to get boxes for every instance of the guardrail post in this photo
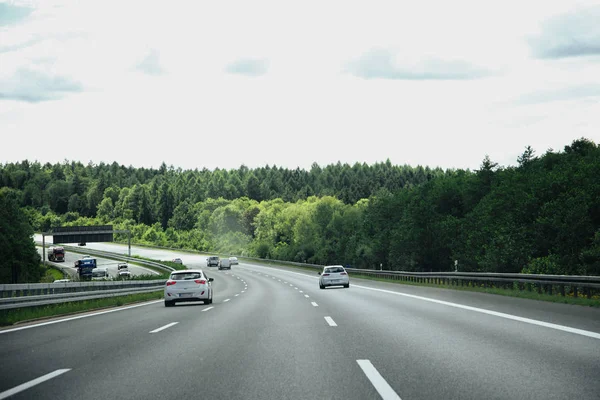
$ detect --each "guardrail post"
[573,286,578,298]
[560,284,565,296]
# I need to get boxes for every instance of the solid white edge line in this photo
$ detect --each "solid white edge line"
[202,307,214,312]
[353,284,600,340]
[0,369,71,400]
[0,300,163,335]
[240,265,600,340]
[149,322,178,333]
[357,360,402,400]
[324,316,337,327]
[311,302,318,307]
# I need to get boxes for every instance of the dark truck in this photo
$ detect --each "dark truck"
[75,257,97,280]
[48,246,65,262]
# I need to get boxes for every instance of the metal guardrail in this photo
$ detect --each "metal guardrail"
[236,256,600,299]
[0,280,166,310]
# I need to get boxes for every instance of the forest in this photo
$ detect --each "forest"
[1,137,599,283]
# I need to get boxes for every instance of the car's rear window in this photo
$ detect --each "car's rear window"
[325,267,345,273]
[171,272,202,280]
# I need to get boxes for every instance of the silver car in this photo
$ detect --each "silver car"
[164,269,214,307]
[318,265,350,289]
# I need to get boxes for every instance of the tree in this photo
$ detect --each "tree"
[0,188,42,283]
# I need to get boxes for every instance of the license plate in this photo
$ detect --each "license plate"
[179,293,192,298]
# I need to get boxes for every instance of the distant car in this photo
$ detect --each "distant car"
[229,256,238,265]
[318,265,350,289]
[207,256,219,267]
[78,242,86,246]
[218,258,231,270]
[118,270,132,278]
[117,262,128,270]
[172,258,183,264]
[164,269,214,307]
[91,268,110,281]
[53,279,71,283]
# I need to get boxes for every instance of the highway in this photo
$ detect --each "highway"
[2,242,600,399]
[36,242,159,280]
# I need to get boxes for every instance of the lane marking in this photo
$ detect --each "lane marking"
[224,299,231,302]
[241,291,245,293]
[0,369,71,400]
[235,294,240,297]
[0,300,163,335]
[353,284,600,340]
[357,360,402,400]
[299,290,304,293]
[311,302,319,307]
[202,307,214,312]
[239,264,600,340]
[324,316,337,327]
[289,284,293,287]
[241,265,600,340]
[304,294,310,298]
[294,287,298,290]
[150,322,178,333]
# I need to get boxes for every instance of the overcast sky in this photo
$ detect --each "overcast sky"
[1,0,599,172]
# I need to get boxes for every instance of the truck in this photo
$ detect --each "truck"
[75,257,97,280]
[48,246,65,262]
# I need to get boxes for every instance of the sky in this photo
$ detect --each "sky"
[1,0,599,172]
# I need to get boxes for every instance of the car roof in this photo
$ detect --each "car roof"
[171,269,204,274]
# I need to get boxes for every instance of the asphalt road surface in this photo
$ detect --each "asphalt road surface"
[3,242,600,399]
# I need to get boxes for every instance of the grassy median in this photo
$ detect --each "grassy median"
[0,291,163,327]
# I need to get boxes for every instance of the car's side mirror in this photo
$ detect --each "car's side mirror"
[208,277,214,282]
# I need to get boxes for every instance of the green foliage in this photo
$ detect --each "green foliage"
[0,188,43,283]
[2,138,599,278]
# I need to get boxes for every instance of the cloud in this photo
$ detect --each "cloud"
[0,68,82,102]
[136,49,164,75]
[516,84,600,105]
[0,2,33,26]
[345,48,490,80]
[529,6,600,59]
[225,58,269,77]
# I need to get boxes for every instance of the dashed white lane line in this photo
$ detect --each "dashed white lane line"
[235,294,240,297]
[202,307,214,312]
[241,290,245,293]
[324,316,337,327]
[304,294,310,298]
[357,360,402,400]
[299,290,304,293]
[311,302,319,307]
[224,299,231,302]
[150,322,178,334]
[0,369,71,400]
[294,287,298,290]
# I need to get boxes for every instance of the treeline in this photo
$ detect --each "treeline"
[1,138,599,283]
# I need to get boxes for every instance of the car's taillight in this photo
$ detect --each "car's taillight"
[340,272,347,275]
[195,279,207,284]
[322,273,330,276]
[166,281,176,286]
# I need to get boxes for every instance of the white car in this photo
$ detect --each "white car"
[229,256,239,265]
[91,268,110,281]
[118,270,132,278]
[318,265,350,289]
[164,269,214,307]
[172,258,183,264]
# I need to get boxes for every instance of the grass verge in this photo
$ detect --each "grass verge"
[0,291,163,327]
